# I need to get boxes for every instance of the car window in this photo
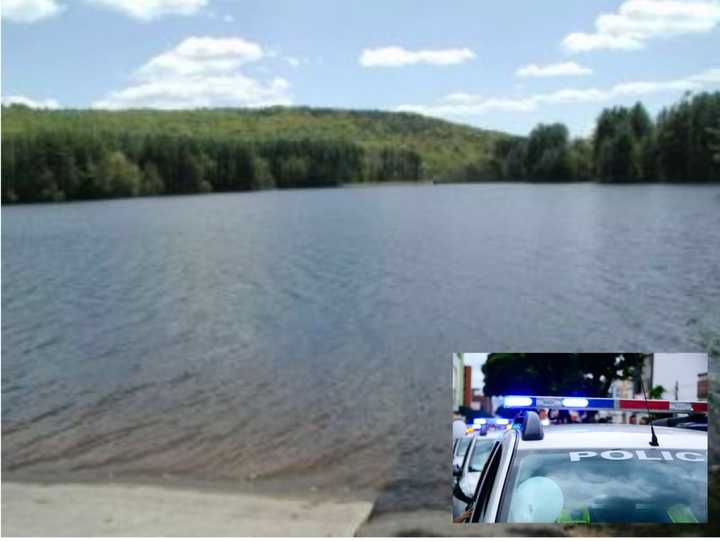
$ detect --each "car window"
[469,442,502,523]
[455,437,471,457]
[498,449,707,523]
[468,439,496,472]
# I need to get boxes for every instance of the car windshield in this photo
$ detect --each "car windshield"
[498,449,707,524]
[455,438,471,457]
[468,439,496,472]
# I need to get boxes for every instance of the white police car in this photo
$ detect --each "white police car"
[460,396,708,524]
[452,431,502,519]
[452,434,473,472]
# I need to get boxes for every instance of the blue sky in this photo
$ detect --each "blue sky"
[3,0,720,136]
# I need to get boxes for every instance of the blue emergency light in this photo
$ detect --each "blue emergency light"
[562,397,589,408]
[503,396,533,407]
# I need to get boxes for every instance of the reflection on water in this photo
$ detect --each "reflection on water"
[2,184,720,513]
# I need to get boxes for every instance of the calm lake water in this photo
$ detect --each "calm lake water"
[2,183,720,513]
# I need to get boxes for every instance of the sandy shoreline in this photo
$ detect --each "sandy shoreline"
[0,481,571,537]
[1,481,374,536]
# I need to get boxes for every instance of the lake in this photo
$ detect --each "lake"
[2,183,719,513]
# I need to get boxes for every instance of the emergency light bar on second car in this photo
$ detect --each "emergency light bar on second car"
[502,395,708,413]
[467,418,512,433]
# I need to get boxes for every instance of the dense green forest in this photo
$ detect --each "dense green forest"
[1,107,502,203]
[492,92,720,183]
[2,92,719,203]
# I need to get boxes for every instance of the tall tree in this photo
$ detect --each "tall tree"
[629,102,653,139]
[98,151,141,197]
[524,123,572,180]
[482,353,647,398]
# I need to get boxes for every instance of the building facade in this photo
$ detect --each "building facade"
[652,353,708,401]
[452,353,464,412]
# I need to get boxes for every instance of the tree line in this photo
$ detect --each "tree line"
[482,353,648,398]
[490,92,720,182]
[1,92,718,204]
[1,131,422,203]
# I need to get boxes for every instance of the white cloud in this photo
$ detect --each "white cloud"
[286,57,301,68]
[223,14,235,23]
[2,95,60,108]
[395,67,720,117]
[86,0,207,21]
[359,46,475,67]
[563,0,720,53]
[688,67,720,83]
[562,32,644,53]
[92,75,291,109]
[2,0,63,23]
[136,37,264,79]
[92,36,292,109]
[516,62,593,78]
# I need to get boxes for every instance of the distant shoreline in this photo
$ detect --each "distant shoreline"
[3,178,720,207]
[4,93,719,204]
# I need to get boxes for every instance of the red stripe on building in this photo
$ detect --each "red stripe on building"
[463,366,472,407]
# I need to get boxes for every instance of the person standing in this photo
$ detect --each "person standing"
[453,417,466,442]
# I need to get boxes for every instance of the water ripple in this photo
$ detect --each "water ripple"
[2,184,720,510]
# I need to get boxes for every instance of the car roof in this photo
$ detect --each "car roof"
[515,424,707,451]
[471,435,499,447]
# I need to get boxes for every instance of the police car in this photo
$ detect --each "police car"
[459,395,708,524]
[453,434,474,471]
[651,413,708,432]
[452,430,502,519]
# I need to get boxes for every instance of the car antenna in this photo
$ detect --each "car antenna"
[639,374,660,447]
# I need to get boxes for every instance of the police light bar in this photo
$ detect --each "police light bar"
[470,418,509,426]
[502,395,707,414]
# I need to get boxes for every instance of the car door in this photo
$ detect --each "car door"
[469,431,516,523]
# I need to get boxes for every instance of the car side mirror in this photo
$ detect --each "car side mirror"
[453,464,462,477]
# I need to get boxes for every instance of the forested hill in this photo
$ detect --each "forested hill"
[1,106,507,203]
[2,92,719,204]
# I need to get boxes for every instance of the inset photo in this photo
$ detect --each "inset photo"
[452,353,709,524]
